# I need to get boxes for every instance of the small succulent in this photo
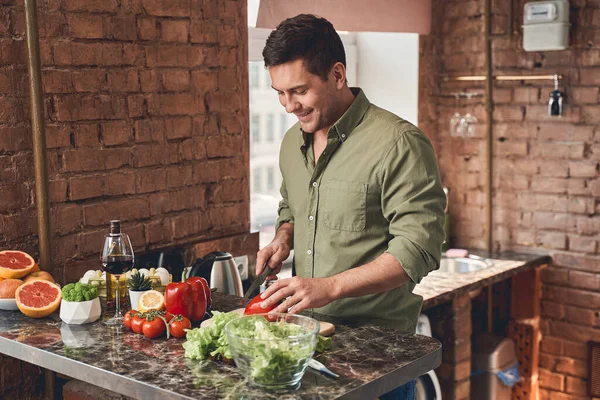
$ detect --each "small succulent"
[128,271,152,291]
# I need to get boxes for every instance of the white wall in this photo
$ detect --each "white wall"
[355,33,419,126]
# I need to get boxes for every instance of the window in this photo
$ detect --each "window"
[267,166,275,190]
[264,67,271,89]
[251,114,260,143]
[252,167,262,192]
[249,63,260,88]
[249,58,284,247]
[266,114,274,142]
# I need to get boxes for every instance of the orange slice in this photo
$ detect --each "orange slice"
[137,290,165,312]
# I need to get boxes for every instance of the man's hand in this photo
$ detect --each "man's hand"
[255,223,293,279]
[258,252,410,315]
[258,276,338,314]
[255,241,290,279]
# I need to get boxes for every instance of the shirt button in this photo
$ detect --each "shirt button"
[312,182,317,187]
[307,249,312,255]
[309,215,314,221]
[341,134,346,138]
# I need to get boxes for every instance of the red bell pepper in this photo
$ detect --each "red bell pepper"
[196,277,212,310]
[164,282,194,321]
[244,294,278,321]
[185,277,207,322]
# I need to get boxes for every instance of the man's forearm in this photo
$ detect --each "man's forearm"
[327,252,411,300]
[274,222,294,248]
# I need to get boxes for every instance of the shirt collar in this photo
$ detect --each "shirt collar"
[333,87,370,142]
[300,87,370,148]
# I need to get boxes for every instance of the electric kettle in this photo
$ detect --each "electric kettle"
[187,251,244,296]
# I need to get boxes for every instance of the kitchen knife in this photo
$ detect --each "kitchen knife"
[241,262,273,304]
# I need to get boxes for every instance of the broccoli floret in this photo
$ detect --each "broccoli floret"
[62,282,98,302]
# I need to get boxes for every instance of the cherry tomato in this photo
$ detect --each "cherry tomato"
[143,316,166,339]
[123,310,136,330]
[169,315,191,338]
[131,313,146,334]
[244,294,277,315]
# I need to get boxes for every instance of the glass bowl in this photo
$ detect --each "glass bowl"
[224,313,319,389]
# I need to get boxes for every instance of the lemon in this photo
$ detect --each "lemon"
[137,290,165,312]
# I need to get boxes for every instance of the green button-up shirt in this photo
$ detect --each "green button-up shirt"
[276,88,446,332]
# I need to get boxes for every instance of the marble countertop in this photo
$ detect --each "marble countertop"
[0,293,441,400]
[415,250,550,309]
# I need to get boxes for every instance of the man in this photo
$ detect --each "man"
[254,14,445,399]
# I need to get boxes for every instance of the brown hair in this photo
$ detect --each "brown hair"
[263,14,346,81]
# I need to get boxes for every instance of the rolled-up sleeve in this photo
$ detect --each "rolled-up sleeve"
[381,130,446,284]
[275,178,294,231]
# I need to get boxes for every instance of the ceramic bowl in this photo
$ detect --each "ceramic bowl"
[0,298,18,311]
[59,297,101,324]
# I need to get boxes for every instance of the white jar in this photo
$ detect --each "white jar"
[59,298,101,325]
[128,289,148,311]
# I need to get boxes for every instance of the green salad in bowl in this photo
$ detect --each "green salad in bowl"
[224,313,319,389]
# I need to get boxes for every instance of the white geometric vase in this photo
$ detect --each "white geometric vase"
[129,289,148,311]
[59,298,102,325]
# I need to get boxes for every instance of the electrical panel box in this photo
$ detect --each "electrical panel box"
[523,0,570,51]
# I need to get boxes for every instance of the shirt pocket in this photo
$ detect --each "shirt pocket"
[323,179,368,232]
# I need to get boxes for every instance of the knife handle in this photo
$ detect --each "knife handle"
[259,261,273,279]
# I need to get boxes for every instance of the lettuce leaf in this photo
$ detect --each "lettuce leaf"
[183,311,241,361]
[316,335,332,353]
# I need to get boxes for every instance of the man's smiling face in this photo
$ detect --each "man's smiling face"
[269,59,340,135]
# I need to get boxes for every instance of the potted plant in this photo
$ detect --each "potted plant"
[128,271,152,311]
[60,282,101,325]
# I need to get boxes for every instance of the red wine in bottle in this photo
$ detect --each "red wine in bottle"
[101,255,134,275]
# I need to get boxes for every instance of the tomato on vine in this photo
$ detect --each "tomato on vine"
[169,315,191,338]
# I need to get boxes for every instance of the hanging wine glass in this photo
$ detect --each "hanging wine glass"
[462,93,478,137]
[450,93,462,137]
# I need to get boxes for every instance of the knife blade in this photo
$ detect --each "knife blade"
[241,262,273,304]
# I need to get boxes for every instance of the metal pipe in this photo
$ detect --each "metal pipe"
[497,74,561,81]
[444,74,563,81]
[24,0,53,270]
[437,91,484,98]
[491,0,513,38]
[484,0,493,254]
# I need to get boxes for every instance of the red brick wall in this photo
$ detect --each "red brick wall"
[420,1,599,399]
[0,354,44,399]
[0,0,251,284]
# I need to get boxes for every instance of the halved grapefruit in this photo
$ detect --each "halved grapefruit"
[0,251,38,279]
[15,280,61,318]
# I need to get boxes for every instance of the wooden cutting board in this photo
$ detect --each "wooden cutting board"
[200,308,335,336]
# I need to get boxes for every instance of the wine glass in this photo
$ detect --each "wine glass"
[450,94,463,137]
[461,93,478,137]
[100,220,134,326]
